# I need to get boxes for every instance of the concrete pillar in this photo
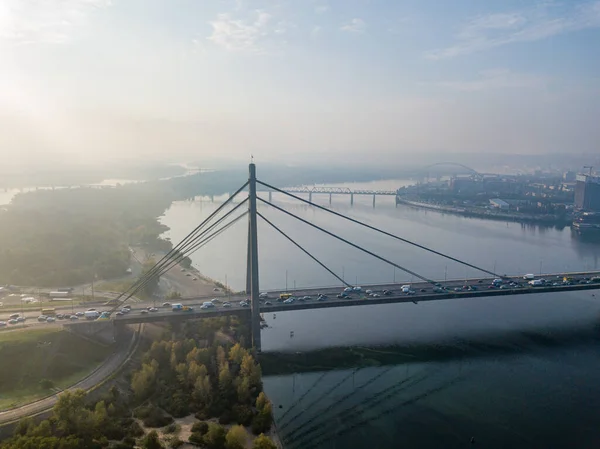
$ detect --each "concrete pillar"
[210,195,214,202]
[268,191,272,202]
[329,193,332,205]
[309,192,313,203]
[248,163,261,351]
[373,194,376,208]
[351,193,354,206]
[246,219,251,294]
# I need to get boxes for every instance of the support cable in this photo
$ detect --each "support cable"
[111,182,248,308]
[119,210,247,306]
[257,197,437,287]
[113,182,248,311]
[257,180,502,279]
[122,199,247,301]
[257,212,352,288]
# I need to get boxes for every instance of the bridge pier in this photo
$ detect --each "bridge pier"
[372,194,376,208]
[350,193,354,206]
[309,192,313,203]
[248,163,261,352]
[329,193,332,205]
[268,191,272,202]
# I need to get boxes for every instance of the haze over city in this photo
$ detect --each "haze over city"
[1,0,600,168]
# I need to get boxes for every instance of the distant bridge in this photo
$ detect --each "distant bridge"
[259,186,397,206]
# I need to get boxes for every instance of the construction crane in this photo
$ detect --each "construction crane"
[583,165,593,175]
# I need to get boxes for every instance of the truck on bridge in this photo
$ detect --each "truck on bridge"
[172,303,194,312]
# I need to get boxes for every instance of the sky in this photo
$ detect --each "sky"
[1,0,600,167]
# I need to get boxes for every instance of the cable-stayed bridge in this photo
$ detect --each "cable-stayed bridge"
[89,163,599,352]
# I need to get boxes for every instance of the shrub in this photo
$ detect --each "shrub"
[189,432,204,446]
[191,421,209,435]
[164,423,179,434]
[218,411,233,425]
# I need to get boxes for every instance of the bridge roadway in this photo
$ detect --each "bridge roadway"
[112,271,600,324]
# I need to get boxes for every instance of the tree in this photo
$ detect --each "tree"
[191,421,209,435]
[142,430,164,449]
[240,355,262,390]
[225,425,247,449]
[255,392,268,412]
[228,344,247,366]
[203,423,226,449]
[252,434,277,449]
[193,374,212,407]
[131,360,158,401]
[236,377,251,404]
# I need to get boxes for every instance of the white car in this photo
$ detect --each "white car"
[148,307,158,312]
[0,321,6,327]
[353,287,362,292]
[240,302,249,307]
[46,317,56,323]
[211,298,221,304]
[344,287,353,292]
[222,303,232,308]
[259,293,268,299]
[283,298,294,304]
[365,290,373,294]
[140,310,149,314]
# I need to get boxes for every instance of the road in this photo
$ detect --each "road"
[0,324,141,425]
[112,271,600,324]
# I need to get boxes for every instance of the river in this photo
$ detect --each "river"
[159,179,600,449]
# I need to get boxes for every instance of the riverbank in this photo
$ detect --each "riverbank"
[395,196,570,226]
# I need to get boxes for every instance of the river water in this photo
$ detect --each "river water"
[160,179,600,449]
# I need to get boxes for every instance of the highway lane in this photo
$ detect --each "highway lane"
[0,324,141,424]
[4,272,599,327]
[112,272,600,324]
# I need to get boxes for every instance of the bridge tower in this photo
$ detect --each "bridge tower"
[246,163,262,351]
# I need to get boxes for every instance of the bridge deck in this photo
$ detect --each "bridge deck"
[111,272,600,324]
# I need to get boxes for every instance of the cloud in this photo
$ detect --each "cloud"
[341,18,366,33]
[207,10,273,53]
[0,0,111,45]
[426,1,600,59]
[436,69,551,91]
[310,25,322,39]
[315,5,330,15]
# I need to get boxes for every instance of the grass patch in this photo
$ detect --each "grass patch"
[0,328,114,409]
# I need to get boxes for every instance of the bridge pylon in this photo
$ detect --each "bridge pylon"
[247,163,261,351]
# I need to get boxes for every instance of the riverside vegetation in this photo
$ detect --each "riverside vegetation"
[1,318,277,449]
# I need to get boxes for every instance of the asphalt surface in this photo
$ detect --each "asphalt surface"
[0,325,140,425]
[111,271,600,324]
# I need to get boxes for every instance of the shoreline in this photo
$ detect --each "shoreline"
[395,196,571,226]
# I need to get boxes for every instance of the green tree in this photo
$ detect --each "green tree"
[255,392,268,412]
[193,374,212,407]
[236,377,251,404]
[228,344,247,366]
[131,360,158,401]
[252,434,277,449]
[240,355,262,390]
[203,423,226,449]
[142,430,164,449]
[225,425,247,449]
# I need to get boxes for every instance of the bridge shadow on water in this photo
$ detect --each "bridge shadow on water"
[262,321,600,449]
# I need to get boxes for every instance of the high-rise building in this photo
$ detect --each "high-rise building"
[574,174,600,211]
